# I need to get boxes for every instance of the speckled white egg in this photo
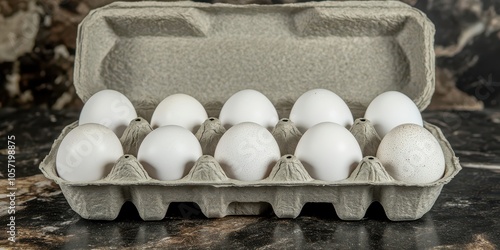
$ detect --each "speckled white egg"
[294,122,362,181]
[56,123,124,182]
[364,91,423,138]
[214,122,281,181]
[137,125,202,181]
[79,89,137,137]
[219,89,279,131]
[290,89,353,133]
[376,124,445,183]
[150,93,208,133]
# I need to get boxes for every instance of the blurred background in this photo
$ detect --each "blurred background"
[0,0,499,110]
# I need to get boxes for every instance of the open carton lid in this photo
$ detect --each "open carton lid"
[74,0,435,120]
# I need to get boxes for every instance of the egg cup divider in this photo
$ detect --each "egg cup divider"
[40,115,460,221]
[40,1,462,221]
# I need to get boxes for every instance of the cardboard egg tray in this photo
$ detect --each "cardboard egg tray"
[40,1,462,221]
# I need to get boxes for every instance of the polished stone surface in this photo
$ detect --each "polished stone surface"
[0,108,499,249]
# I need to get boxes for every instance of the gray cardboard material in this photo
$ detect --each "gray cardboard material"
[39,1,461,221]
[73,1,435,120]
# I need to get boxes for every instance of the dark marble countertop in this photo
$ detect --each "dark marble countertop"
[0,108,499,249]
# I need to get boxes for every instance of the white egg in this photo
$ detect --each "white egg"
[219,89,279,131]
[150,93,208,133]
[214,122,281,181]
[137,125,202,181]
[376,124,445,183]
[79,89,137,137]
[294,122,362,181]
[56,123,124,182]
[290,89,353,133]
[364,91,423,138]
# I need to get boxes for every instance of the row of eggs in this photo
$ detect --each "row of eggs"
[78,89,423,138]
[56,89,445,184]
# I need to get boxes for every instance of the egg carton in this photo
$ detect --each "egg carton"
[40,1,462,221]
[40,116,460,220]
